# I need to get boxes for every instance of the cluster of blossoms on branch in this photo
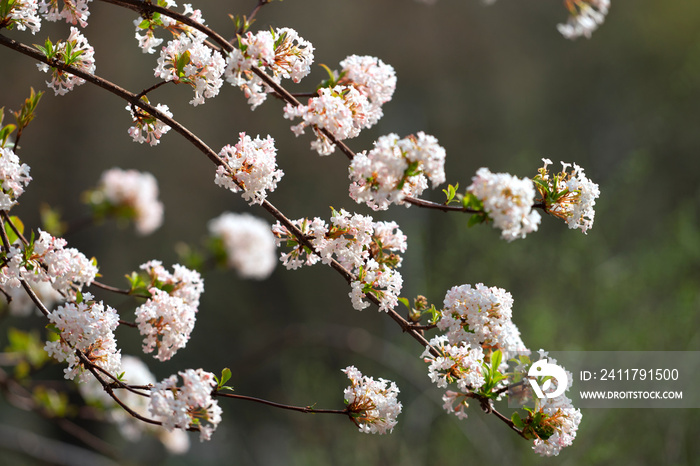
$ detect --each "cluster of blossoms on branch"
[214,132,283,205]
[342,366,402,435]
[349,132,446,210]
[44,292,121,382]
[125,98,173,146]
[0,146,32,210]
[149,368,222,441]
[133,260,204,362]
[284,55,396,155]
[272,208,407,312]
[225,27,314,109]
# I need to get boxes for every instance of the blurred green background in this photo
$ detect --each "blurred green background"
[1,0,699,464]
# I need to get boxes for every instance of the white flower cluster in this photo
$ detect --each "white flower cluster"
[93,168,164,235]
[467,167,541,241]
[558,0,610,40]
[422,335,486,393]
[284,85,371,156]
[0,147,32,211]
[342,366,402,435]
[225,27,314,109]
[532,394,582,456]
[440,283,527,355]
[134,260,204,361]
[154,33,225,106]
[539,159,600,233]
[207,212,277,280]
[214,133,283,205]
[349,132,446,210]
[133,1,200,54]
[528,350,581,456]
[126,102,173,146]
[338,55,396,127]
[0,230,98,297]
[44,293,121,383]
[272,209,406,312]
[38,0,91,28]
[149,368,222,442]
[36,27,96,96]
[4,0,41,33]
[78,356,191,454]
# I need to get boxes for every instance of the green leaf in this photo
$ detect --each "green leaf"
[398,297,410,309]
[3,216,23,244]
[511,411,525,429]
[219,367,232,387]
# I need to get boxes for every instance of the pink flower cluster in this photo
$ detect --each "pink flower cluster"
[149,368,222,442]
[349,132,446,210]
[0,147,32,211]
[207,212,277,280]
[214,133,283,205]
[126,101,173,146]
[154,33,225,106]
[134,1,201,54]
[92,168,164,235]
[422,335,486,394]
[134,260,204,361]
[0,230,98,298]
[4,0,41,33]
[283,55,396,155]
[38,0,91,28]
[225,27,314,109]
[44,293,121,383]
[342,366,402,435]
[272,209,406,312]
[36,27,96,96]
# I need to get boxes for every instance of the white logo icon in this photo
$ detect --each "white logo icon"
[528,359,568,399]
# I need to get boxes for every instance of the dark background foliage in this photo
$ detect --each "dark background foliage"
[1,0,699,464]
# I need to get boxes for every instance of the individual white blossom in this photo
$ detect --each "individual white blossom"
[44,294,121,383]
[532,395,582,456]
[149,368,222,442]
[536,159,600,233]
[440,283,515,350]
[4,0,42,33]
[225,27,314,109]
[349,132,446,210]
[36,27,96,96]
[214,133,283,205]
[467,167,541,241]
[558,0,610,40]
[154,34,225,106]
[38,0,91,28]
[283,85,371,156]
[342,366,402,435]
[422,335,486,393]
[0,147,32,211]
[91,168,164,235]
[208,212,277,280]
[126,102,172,146]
